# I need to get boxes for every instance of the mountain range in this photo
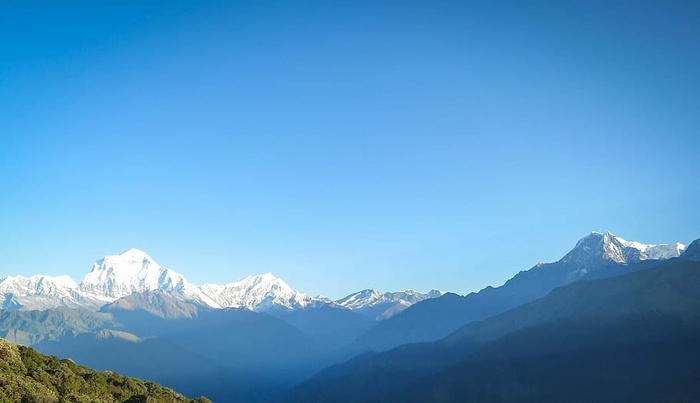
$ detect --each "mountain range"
[0,248,442,318]
[346,231,689,353]
[0,232,684,316]
[0,230,696,401]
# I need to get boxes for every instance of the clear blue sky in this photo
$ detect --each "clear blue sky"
[1,1,699,299]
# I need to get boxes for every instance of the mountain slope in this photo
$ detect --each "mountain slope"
[349,231,685,352]
[395,317,700,403]
[283,257,700,403]
[37,301,327,401]
[0,337,209,402]
[35,330,249,402]
[101,290,208,319]
[681,238,700,261]
[0,307,117,345]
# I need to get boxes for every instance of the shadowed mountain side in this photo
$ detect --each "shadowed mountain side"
[350,257,665,353]
[681,238,700,261]
[34,330,260,402]
[160,309,323,381]
[99,293,331,390]
[281,259,700,403]
[268,305,374,349]
[444,258,700,346]
[103,292,371,383]
[101,290,209,319]
[388,317,700,403]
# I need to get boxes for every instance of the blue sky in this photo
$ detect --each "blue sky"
[1,1,699,298]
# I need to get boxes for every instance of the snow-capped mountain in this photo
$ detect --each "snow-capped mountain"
[200,273,332,311]
[350,232,693,352]
[0,232,688,313]
[560,231,685,269]
[337,289,445,320]
[0,274,103,311]
[79,248,220,308]
[0,248,331,312]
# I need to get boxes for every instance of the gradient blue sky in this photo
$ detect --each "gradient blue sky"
[1,1,699,298]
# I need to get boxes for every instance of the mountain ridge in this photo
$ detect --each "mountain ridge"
[283,258,700,403]
[0,249,445,314]
[0,232,687,315]
[347,231,689,352]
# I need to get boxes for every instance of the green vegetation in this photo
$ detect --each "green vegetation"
[0,338,210,403]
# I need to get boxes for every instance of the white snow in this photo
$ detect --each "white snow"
[78,248,220,308]
[0,231,686,313]
[563,231,686,267]
[200,273,331,311]
[0,274,102,310]
[611,233,685,261]
[336,288,446,319]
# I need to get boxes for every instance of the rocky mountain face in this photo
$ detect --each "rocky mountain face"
[559,231,685,273]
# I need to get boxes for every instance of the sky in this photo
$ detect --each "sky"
[1,0,699,299]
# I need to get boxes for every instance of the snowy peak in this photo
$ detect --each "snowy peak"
[0,274,103,311]
[561,231,686,268]
[643,242,686,260]
[1,248,322,312]
[78,248,220,308]
[200,273,330,311]
[0,274,77,298]
[336,288,445,320]
[337,289,443,309]
[0,274,78,292]
[79,248,188,300]
[336,289,383,309]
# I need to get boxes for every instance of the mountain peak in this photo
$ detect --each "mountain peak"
[200,273,326,311]
[574,230,614,245]
[250,272,282,283]
[336,288,446,319]
[80,250,184,300]
[562,231,685,269]
[109,248,155,263]
[120,247,151,256]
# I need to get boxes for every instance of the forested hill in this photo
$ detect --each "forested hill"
[0,338,209,403]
